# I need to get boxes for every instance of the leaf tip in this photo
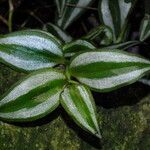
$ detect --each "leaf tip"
[95,131,102,139]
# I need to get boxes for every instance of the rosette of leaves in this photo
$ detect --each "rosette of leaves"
[0,29,150,139]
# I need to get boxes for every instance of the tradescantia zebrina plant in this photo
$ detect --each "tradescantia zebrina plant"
[0,29,150,139]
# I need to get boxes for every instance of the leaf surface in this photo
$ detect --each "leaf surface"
[0,30,64,72]
[69,50,150,92]
[61,84,101,138]
[0,68,66,121]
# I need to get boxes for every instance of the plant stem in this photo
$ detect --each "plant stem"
[65,66,71,80]
[8,0,14,32]
[0,15,8,26]
[66,3,98,11]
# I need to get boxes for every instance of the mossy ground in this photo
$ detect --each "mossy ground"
[0,65,150,150]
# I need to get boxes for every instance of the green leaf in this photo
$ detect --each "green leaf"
[55,0,94,29]
[0,29,64,72]
[63,39,96,57]
[0,68,66,121]
[69,50,150,92]
[83,25,113,46]
[104,41,140,50]
[140,14,150,42]
[60,84,101,138]
[43,23,72,43]
[98,0,136,42]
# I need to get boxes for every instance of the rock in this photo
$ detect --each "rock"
[99,95,150,150]
[0,65,150,150]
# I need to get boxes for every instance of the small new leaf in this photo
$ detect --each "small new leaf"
[0,68,66,121]
[69,50,150,92]
[0,29,64,72]
[63,39,96,57]
[60,84,101,138]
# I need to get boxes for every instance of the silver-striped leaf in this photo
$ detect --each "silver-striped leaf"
[140,14,150,42]
[60,84,101,138]
[69,50,150,92]
[98,0,136,42]
[63,39,96,57]
[0,68,66,121]
[0,29,64,72]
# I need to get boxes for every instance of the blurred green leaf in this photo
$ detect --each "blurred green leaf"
[55,0,94,29]
[104,41,140,50]
[55,0,66,18]
[140,14,150,42]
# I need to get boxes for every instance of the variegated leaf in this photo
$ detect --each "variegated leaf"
[60,84,101,138]
[98,0,136,42]
[0,29,64,72]
[0,68,66,121]
[69,50,150,92]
